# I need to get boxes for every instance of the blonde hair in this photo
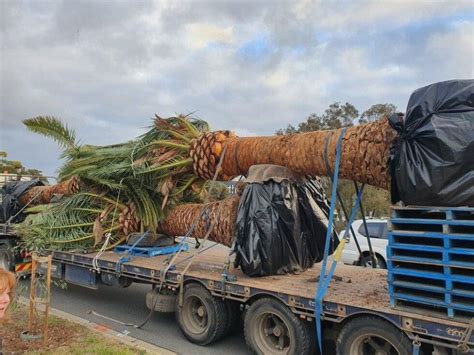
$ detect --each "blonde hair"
[0,269,16,321]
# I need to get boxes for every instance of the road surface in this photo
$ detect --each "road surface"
[20,279,250,355]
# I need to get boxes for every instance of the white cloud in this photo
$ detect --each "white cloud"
[184,23,234,49]
[264,69,290,88]
[0,0,472,176]
[426,21,474,78]
[318,1,473,31]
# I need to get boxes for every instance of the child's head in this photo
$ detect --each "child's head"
[0,269,16,319]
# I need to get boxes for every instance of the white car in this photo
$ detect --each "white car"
[339,218,388,268]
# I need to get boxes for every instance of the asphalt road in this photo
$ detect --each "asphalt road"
[20,279,250,355]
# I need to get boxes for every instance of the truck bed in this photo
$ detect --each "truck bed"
[88,246,389,311]
[52,242,473,336]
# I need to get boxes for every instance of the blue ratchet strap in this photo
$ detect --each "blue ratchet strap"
[316,184,365,319]
[314,127,346,352]
[115,232,150,273]
[412,340,421,355]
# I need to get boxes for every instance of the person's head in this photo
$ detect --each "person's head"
[0,269,16,319]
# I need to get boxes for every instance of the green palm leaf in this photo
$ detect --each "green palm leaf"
[23,116,77,150]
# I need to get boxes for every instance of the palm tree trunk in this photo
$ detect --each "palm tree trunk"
[18,177,80,206]
[195,118,396,189]
[158,195,240,247]
[162,119,396,246]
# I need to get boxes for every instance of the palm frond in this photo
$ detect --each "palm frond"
[23,116,77,150]
[17,113,212,252]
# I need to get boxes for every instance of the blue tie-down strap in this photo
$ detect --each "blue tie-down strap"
[114,243,189,257]
[314,183,364,352]
[412,337,421,355]
[314,128,347,353]
[114,243,188,273]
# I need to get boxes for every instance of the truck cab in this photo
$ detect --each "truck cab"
[0,173,45,273]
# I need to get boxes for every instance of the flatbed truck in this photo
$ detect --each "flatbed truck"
[2,174,473,353]
[34,229,473,355]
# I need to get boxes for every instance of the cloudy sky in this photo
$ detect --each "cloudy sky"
[1,0,473,177]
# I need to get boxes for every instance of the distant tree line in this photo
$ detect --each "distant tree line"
[0,151,43,177]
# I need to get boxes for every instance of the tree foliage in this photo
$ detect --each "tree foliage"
[359,103,397,124]
[23,116,77,150]
[0,151,43,177]
[16,115,211,251]
[276,102,359,134]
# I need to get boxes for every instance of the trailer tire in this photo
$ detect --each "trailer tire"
[0,242,15,271]
[176,283,228,345]
[146,290,176,313]
[244,297,313,355]
[336,316,412,355]
[224,300,241,336]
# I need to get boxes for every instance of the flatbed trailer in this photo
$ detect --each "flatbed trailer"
[47,244,473,354]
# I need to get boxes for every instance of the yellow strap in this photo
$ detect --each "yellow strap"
[333,239,346,261]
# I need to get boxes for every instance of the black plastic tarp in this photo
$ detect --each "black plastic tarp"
[233,167,339,277]
[390,79,474,207]
[0,179,44,223]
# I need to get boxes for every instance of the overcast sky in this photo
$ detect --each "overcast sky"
[1,0,473,177]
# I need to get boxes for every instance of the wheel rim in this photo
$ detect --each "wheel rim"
[364,257,383,269]
[182,295,209,335]
[350,332,399,355]
[254,311,291,354]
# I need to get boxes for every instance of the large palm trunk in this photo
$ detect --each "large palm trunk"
[18,177,80,206]
[163,119,396,246]
[158,195,240,247]
[192,118,396,189]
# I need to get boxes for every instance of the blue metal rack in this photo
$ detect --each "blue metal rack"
[388,206,474,320]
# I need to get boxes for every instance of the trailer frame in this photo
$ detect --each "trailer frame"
[48,247,474,353]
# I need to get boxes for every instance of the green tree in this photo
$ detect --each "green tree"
[297,113,325,132]
[323,102,358,128]
[0,151,44,176]
[359,103,397,124]
[276,102,358,135]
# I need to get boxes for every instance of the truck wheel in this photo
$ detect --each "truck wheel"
[224,300,241,336]
[244,297,313,355]
[0,242,14,271]
[146,289,176,313]
[336,316,412,355]
[176,283,228,345]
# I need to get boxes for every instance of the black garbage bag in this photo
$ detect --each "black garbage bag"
[233,165,339,277]
[0,179,44,223]
[390,79,474,207]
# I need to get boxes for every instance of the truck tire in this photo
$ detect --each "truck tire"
[224,300,241,336]
[244,297,313,355]
[176,283,229,345]
[0,242,14,271]
[146,289,176,313]
[336,316,412,355]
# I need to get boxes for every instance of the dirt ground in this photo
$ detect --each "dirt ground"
[0,304,145,354]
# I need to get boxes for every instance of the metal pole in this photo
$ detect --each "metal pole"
[353,182,378,268]
[28,256,37,332]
